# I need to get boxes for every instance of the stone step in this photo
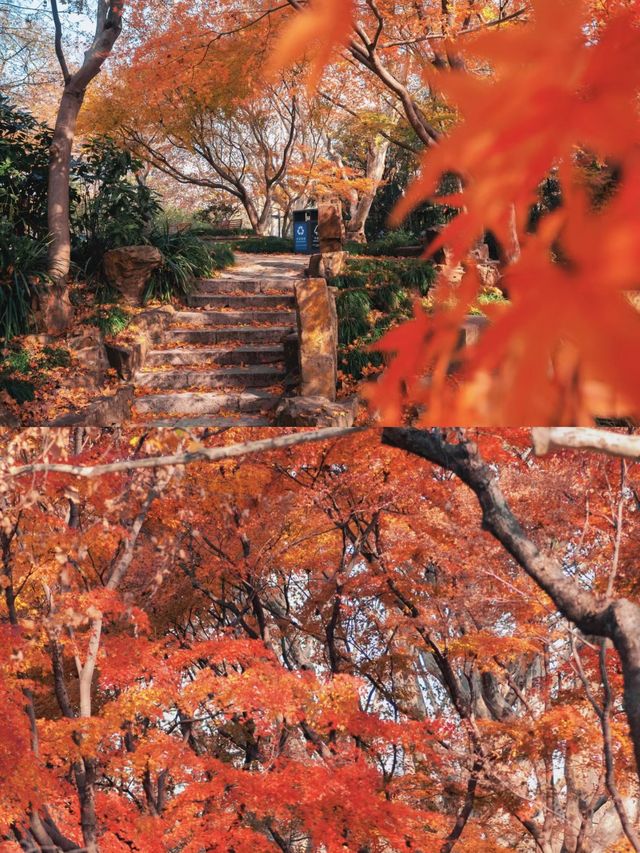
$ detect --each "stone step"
[187,294,295,309]
[172,309,296,326]
[133,390,281,416]
[197,277,297,294]
[163,326,293,345]
[146,345,284,367]
[137,415,274,428]
[134,365,285,391]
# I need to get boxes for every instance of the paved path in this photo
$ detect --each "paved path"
[131,253,306,427]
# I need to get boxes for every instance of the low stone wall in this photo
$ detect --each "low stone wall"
[105,306,175,381]
[47,386,135,426]
[22,329,109,390]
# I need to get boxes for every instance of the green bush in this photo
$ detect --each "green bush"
[2,348,30,375]
[332,257,435,302]
[40,346,71,369]
[333,256,436,382]
[0,95,52,239]
[373,283,411,313]
[345,229,421,258]
[233,236,291,254]
[0,344,71,404]
[0,376,34,403]
[210,242,235,270]
[336,291,371,345]
[194,223,245,238]
[0,224,50,343]
[145,227,232,302]
[72,137,162,277]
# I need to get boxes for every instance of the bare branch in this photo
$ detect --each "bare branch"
[532,428,640,461]
[8,428,364,479]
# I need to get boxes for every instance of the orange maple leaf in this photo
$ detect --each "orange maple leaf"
[269,0,355,89]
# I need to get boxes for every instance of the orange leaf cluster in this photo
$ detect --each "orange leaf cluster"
[369,0,640,424]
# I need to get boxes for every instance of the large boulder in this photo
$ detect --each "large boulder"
[275,396,356,427]
[318,199,345,254]
[103,246,163,306]
[308,251,347,279]
[294,278,338,401]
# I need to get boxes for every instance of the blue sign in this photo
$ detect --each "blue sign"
[294,221,309,253]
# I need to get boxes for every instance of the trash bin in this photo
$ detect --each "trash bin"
[293,208,319,254]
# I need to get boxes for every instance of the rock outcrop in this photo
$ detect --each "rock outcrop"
[103,246,163,306]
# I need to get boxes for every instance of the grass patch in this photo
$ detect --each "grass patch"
[87,306,131,337]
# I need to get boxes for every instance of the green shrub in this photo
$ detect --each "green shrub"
[72,137,162,276]
[145,227,228,302]
[396,259,436,295]
[345,229,421,258]
[2,348,30,375]
[0,224,49,343]
[332,271,369,291]
[0,95,52,239]
[334,257,435,382]
[87,306,131,337]
[194,223,244,238]
[210,242,235,270]
[233,236,291,254]
[372,283,411,313]
[336,290,371,345]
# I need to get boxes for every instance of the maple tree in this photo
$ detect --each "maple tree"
[2,426,640,851]
[272,0,640,424]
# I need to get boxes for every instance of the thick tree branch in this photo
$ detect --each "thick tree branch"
[382,428,640,786]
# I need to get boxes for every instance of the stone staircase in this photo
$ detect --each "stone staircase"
[132,272,298,426]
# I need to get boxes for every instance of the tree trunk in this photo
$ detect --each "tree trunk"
[42,0,123,334]
[42,88,84,334]
[346,135,390,244]
[256,195,273,236]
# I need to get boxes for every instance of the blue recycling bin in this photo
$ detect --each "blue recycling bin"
[293,208,319,254]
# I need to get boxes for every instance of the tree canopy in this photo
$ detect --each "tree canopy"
[2,427,640,851]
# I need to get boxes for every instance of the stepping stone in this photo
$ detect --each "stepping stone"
[133,390,281,416]
[164,326,293,345]
[145,345,285,367]
[134,365,285,391]
[140,416,274,428]
[187,294,295,309]
[197,277,297,294]
[173,309,296,325]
